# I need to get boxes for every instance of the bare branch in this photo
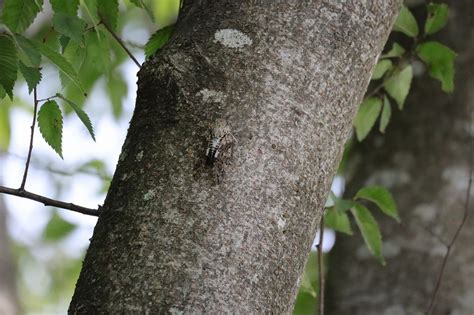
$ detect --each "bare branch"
[99,16,141,68]
[20,88,39,190]
[426,106,473,314]
[0,186,100,217]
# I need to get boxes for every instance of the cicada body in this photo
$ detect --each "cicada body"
[205,119,235,166]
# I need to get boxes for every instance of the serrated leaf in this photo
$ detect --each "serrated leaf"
[13,34,41,67]
[97,0,119,31]
[145,25,173,59]
[379,94,391,133]
[56,93,95,141]
[38,100,63,158]
[0,85,5,100]
[1,0,42,33]
[35,40,86,95]
[0,33,18,100]
[354,97,383,141]
[416,41,456,92]
[381,42,406,59]
[50,0,79,15]
[0,102,11,151]
[18,61,42,93]
[325,209,353,235]
[43,211,76,241]
[52,13,86,44]
[355,186,399,222]
[351,204,385,265]
[425,3,448,35]
[371,59,393,80]
[384,65,413,109]
[393,6,419,38]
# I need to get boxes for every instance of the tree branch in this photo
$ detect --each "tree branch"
[99,16,141,68]
[20,88,39,190]
[0,186,100,217]
[426,105,473,314]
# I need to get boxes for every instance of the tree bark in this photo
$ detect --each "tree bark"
[328,1,474,314]
[70,1,401,313]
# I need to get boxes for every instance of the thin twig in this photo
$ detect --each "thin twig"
[317,214,325,315]
[426,106,473,314]
[99,16,141,68]
[20,88,39,190]
[0,185,100,216]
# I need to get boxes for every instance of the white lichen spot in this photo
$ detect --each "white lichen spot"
[277,217,286,229]
[143,189,156,201]
[136,151,144,162]
[121,173,128,181]
[196,88,224,103]
[118,150,127,162]
[214,29,252,49]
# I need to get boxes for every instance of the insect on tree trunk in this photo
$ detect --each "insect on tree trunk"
[69,1,401,313]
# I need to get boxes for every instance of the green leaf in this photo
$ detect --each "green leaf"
[381,42,406,59]
[0,85,5,100]
[59,40,86,88]
[293,292,317,315]
[355,186,400,222]
[0,102,11,151]
[393,6,419,38]
[37,100,63,158]
[425,3,449,35]
[371,59,393,80]
[106,71,127,119]
[145,25,173,59]
[0,33,18,99]
[13,34,41,67]
[56,93,95,141]
[97,0,119,31]
[18,62,42,93]
[43,211,76,241]
[35,40,86,95]
[353,97,382,141]
[50,0,79,15]
[52,13,86,44]
[351,204,385,265]
[416,41,456,92]
[325,209,353,235]
[379,94,391,133]
[1,0,42,33]
[384,65,413,109]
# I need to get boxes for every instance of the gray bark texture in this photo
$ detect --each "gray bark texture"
[69,1,400,313]
[0,180,20,315]
[327,1,474,314]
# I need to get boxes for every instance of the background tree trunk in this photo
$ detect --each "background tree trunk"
[70,1,400,313]
[328,1,474,314]
[0,176,20,315]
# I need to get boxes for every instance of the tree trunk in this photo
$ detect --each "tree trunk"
[69,1,400,313]
[328,1,474,314]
